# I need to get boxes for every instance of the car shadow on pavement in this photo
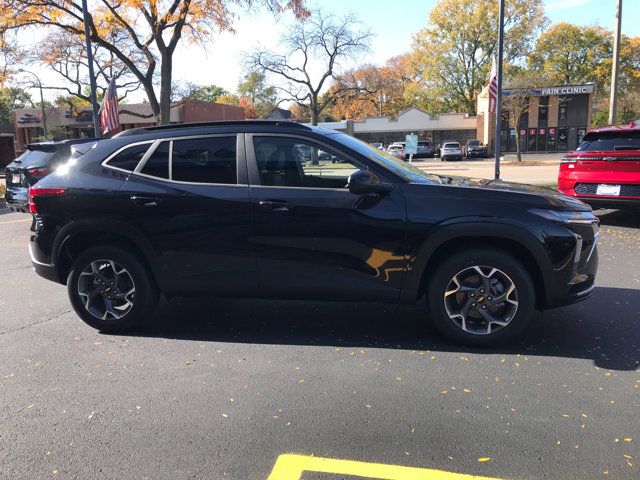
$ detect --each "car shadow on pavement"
[124,286,640,372]
[596,209,640,229]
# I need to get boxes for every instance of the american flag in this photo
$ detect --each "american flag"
[100,78,119,135]
[487,57,498,113]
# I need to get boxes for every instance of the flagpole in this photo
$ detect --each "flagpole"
[494,0,505,180]
[82,0,101,138]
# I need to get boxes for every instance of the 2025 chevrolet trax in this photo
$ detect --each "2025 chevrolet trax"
[28,121,599,346]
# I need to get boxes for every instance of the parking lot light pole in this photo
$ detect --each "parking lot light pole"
[82,0,102,138]
[608,0,622,125]
[494,0,505,180]
[19,69,47,139]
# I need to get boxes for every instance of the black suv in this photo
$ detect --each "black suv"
[28,121,599,346]
[5,139,97,212]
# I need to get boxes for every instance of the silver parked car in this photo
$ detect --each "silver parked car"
[440,141,463,161]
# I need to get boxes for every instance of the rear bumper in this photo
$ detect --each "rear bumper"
[5,186,29,213]
[29,240,62,283]
[466,150,486,158]
[29,234,63,284]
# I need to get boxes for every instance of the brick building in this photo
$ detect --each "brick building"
[478,84,595,153]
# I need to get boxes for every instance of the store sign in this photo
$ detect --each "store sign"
[539,128,546,135]
[503,84,594,97]
[539,85,594,95]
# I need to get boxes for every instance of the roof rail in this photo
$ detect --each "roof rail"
[115,120,311,137]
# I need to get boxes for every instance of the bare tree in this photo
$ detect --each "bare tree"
[36,30,142,107]
[244,11,372,125]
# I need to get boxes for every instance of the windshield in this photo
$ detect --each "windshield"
[330,132,441,184]
[468,140,480,146]
[577,131,640,151]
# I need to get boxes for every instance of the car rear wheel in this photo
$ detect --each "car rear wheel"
[427,248,535,346]
[67,245,159,332]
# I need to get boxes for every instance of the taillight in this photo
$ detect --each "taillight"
[27,187,65,214]
[561,157,578,164]
[26,167,50,180]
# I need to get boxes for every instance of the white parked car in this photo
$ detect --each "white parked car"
[440,141,463,161]
[387,144,405,159]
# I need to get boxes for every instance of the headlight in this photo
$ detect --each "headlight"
[529,208,599,224]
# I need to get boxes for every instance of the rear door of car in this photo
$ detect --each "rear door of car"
[116,133,257,296]
[244,132,407,302]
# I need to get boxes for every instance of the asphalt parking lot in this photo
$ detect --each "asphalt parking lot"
[1,205,639,480]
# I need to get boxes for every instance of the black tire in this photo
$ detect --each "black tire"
[426,248,535,346]
[67,245,159,332]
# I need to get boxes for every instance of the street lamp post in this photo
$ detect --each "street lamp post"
[19,69,48,139]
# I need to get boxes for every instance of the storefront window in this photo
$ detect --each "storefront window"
[538,96,549,126]
[537,128,547,151]
[559,101,568,121]
[547,128,557,151]
[528,128,537,151]
[558,128,568,150]
[577,128,587,145]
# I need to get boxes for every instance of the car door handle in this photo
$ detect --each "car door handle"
[259,200,291,213]
[130,195,161,207]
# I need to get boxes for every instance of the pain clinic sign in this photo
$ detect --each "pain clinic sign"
[502,84,594,97]
[539,85,594,96]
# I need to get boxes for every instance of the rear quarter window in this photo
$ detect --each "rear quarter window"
[105,143,152,171]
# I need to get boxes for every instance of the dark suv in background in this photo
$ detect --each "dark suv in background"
[5,139,97,212]
[27,121,598,346]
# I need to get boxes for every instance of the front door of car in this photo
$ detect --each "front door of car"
[118,134,257,296]
[245,133,407,301]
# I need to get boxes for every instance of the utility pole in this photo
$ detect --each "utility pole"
[19,69,47,139]
[494,0,505,180]
[608,0,622,125]
[82,0,101,138]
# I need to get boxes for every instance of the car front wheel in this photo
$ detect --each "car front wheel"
[67,245,159,332]
[427,248,535,346]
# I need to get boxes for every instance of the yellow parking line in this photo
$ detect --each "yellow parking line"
[268,454,502,480]
[0,218,31,225]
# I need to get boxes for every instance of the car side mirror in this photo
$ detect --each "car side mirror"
[347,169,392,195]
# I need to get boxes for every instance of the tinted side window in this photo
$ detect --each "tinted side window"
[106,143,151,171]
[172,136,237,184]
[141,142,170,179]
[253,136,360,189]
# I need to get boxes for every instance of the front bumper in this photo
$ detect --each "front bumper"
[544,222,599,309]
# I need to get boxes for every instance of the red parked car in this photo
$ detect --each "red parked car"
[558,122,640,209]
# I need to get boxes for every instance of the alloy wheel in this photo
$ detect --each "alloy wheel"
[77,259,136,321]
[443,265,519,335]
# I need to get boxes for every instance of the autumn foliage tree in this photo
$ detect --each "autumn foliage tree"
[0,0,308,124]
[410,0,547,115]
[528,22,640,123]
[329,55,414,120]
